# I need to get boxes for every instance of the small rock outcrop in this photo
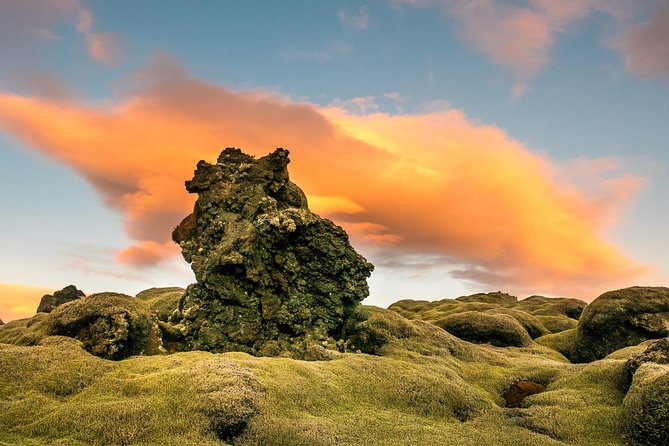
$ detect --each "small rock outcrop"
[170,148,374,357]
[572,287,669,363]
[42,292,163,360]
[37,285,85,313]
[623,337,669,388]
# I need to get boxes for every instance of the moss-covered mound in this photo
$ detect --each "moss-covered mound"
[0,341,261,445]
[389,292,585,351]
[622,363,669,446]
[535,328,577,360]
[1,304,638,446]
[572,287,669,363]
[135,287,185,322]
[0,293,164,360]
[435,311,532,347]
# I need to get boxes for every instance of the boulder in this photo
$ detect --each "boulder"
[42,292,163,360]
[36,285,85,313]
[435,311,532,347]
[622,363,669,446]
[572,287,669,363]
[170,148,374,357]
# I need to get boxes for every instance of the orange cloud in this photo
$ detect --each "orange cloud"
[0,283,55,322]
[0,60,650,299]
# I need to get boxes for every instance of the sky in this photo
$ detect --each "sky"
[1,0,668,322]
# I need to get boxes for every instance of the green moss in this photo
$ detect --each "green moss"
[136,287,185,322]
[435,311,532,347]
[0,305,638,446]
[535,329,576,359]
[534,315,578,333]
[622,363,669,446]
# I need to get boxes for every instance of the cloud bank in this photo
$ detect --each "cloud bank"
[0,58,648,299]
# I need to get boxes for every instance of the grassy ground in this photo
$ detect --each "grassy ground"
[0,305,637,446]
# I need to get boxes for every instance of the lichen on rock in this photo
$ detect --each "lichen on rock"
[170,148,374,357]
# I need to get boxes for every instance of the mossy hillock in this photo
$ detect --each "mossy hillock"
[389,291,586,349]
[572,286,669,363]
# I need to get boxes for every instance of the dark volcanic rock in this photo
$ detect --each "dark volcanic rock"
[170,148,374,357]
[0,318,3,325]
[37,285,85,313]
[572,287,669,363]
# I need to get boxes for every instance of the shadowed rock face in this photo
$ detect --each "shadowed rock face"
[37,285,85,313]
[170,148,374,357]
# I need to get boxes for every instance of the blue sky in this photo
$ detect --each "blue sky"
[0,0,668,321]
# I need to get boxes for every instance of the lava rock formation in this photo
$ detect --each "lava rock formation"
[170,148,374,357]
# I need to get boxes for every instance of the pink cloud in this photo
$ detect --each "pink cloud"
[614,2,669,81]
[395,0,625,93]
[0,0,124,66]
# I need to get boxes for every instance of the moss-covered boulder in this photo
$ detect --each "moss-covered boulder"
[622,363,669,446]
[435,311,532,347]
[41,293,163,360]
[36,285,85,314]
[482,308,548,339]
[170,148,374,357]
[572,287,669,363]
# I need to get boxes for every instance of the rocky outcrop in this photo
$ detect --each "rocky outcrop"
[624,337,669,388]
[572,287,669,363]
[170,148,374,357]
[42,292,164,360]
[37,285,85,313]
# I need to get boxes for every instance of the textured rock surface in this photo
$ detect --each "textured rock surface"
[42,292,163,360]
[572,287,669,363]
[36,285,85,313]
[624,337,669,387]
[170,148,374,356]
